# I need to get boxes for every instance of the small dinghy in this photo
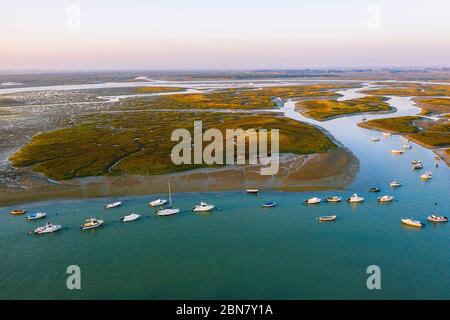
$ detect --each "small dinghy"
[427,214,448,223]
[368,187,381,193]
[401,218,423,228]
[325,196,342,203]
[348,193,364,203]
[378,195,394,203]
[80,218,104,230]
[420,171,432,180]
[192,202,215,212]
[391,149,404,155]
[34,222,62,234]
[27,212,47,220]
[262,202,277,208]
[318,215,336,222]
[390,181,402,188]
[10,209,26,215]
[246,189,259,195]
[121,213,141,222]
[104,201,122,209]
[149,199,168,207]
[371,137,380,142]
[413,163,423,170]
[305,197,321,204]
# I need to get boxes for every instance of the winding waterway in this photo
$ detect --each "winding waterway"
[0,81,448,299]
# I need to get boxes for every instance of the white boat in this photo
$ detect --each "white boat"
[246,189,259,195]
[402,144,412,149]
[427,214,448,223]
[318,215,337,222]
[391,149,404,155]
[348,193,364,203]
[105,201,122,209]
[192,202,215,212]
[420,171,432,180]
[378,195,394,203]
[121,213,141,222]
[305,197,321,204]
[149,199,168,207]
[411,160,422,165]
[325,196,342,203]
[371,137,380,142]
[382,132,391,136]
[157,181,180,217]
[80,218,104,230]
[34,222,62,234]
[26,212,47,220]
[390,181,402,188]
[401,218,423,228]
[413,163,423,170]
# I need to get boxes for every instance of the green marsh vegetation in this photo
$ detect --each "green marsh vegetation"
[10,112,337,181]
[362,83,450,97]
[416,98,450,115]
[134,86,185,94]
[297,96,391,121]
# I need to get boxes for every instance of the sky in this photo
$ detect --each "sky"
[1,0,449,70]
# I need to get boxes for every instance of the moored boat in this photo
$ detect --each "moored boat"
[413,163,423,170]
[411,160,422,165]
[420,171,432,180]
[10,209,26,215]
[149,199,168,207]
[192,202,215,212]
[121,213,141,222]
[104,201,122,209]
[246,189,259,195]
[305,197,321,204]
[390,181,402,188]
[378,195,394,203]
[34,222,62,234]
[427,214,448,223]
[318,215,337,222]
[325,196,342,203]
[26,212,47,220]
[262,202,277,208]
[368,187,380,192]
[347,193,364,203]
[402,144,412,149]
[401,218,423,228]
[391,149,404,155]
[382,132,391,136]
[371,137,380,142]
[157,181,180,217]
[80,218,104,230]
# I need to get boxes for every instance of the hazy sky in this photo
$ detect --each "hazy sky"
[1,0,449,70]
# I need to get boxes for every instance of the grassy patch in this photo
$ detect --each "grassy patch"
[362,83,450,97]
[359,116,450,148]
[134,86,185,93]
[117,84,356,111]
[416,98,450,115]
[10,112,336,180]
[297,96,391,120]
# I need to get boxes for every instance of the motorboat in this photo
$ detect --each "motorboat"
[80,218,104,230]
[149,199,168,207]
[401,218,423,228]
[390,181,402,188]
[34,222,62,234]
[402,144,412,149]
[120,213,141,222]
[10,209,26,215]
[368,187,381,193]
[305,197,321,204]
[378,195,394,203]
[262,202,277,208]
[157,181,180,217]
[413,163,423,170]
[246,189,259,195]
[371,137,380,142]
[104,201,122,209]
[192,202,215,212]
[427,214,448,223]
[318,215,337,222]
[347,193,364,203]
[391,149,404,155]
[325,196,342,203]
[411,160,422,165]
[420,172,432,180]
[26,212,47,220]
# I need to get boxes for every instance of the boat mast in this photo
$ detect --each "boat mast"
[168,180,172,206]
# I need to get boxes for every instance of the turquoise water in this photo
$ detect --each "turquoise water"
[0,85,449,299]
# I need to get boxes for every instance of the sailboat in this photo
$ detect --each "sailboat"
[157,181,180,216]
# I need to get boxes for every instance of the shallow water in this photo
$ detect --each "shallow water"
[0,83,449,299]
